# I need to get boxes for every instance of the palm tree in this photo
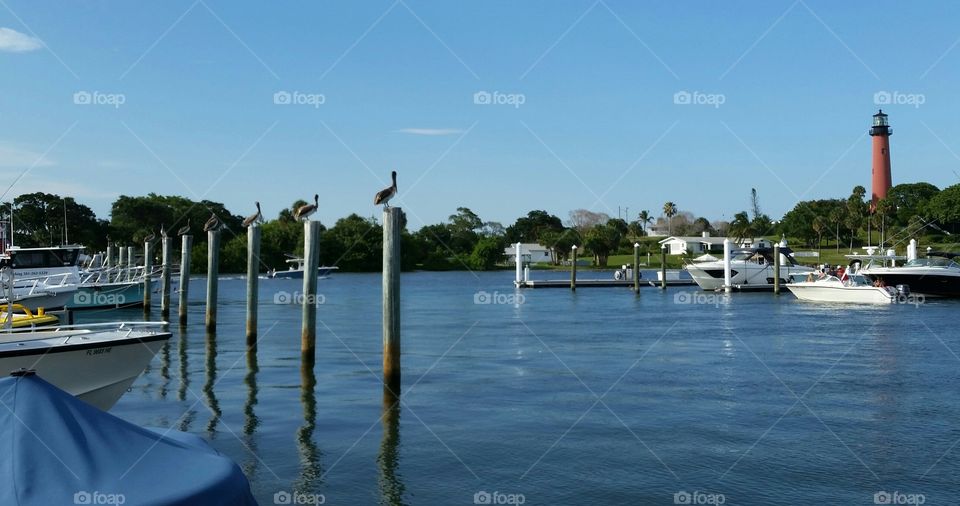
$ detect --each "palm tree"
[729,211,752,243]
[637,210,653,235]
[662,202,678,235]
[813,216,826,259]
[875,198,894,247]
[829,207,844,253]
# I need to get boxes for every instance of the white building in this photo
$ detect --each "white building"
[658,233,773,255]
[504,243,553,264]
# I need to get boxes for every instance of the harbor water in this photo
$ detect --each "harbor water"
[84,270,960,505]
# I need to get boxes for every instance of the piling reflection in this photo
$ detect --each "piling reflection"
[159,341,171,400]
[177,329,189,402]
[242,351,260,477]
[294,363,323,494]
[378,388,406,506]
[204,333,221,435]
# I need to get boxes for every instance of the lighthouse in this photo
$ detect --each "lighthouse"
[869,109,893,206]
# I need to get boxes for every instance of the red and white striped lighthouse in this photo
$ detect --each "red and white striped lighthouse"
[870,109,893,207]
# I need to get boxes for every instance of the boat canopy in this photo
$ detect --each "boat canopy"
[0,373,257,506]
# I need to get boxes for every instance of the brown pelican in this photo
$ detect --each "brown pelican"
[374,170,397,208]
[177,219,191,236]
[203,213,220,232]
[294,194,318,221]
[144,231,156,244]
[159,224,167,238]
[242,202,263,228]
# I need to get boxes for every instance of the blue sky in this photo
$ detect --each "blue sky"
[1,1,959,230]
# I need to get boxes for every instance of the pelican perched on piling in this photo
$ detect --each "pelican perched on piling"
[243,202,263,228]
[177,219,191,236]
[374,170,397,208]
[159,224,168,239]
[144,230,156,244]
[294,195,318,222]
[203,213,220,232]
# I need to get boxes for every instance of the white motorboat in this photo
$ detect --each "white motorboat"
[0,245,84,310]
[685,246,815,291]
[268,254,339,279]
[0,322,171,410]
[786,273,900,304]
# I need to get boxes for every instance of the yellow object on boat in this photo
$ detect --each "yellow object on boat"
[0,304,59,328]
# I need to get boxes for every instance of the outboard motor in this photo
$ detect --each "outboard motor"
[896,284,910,297]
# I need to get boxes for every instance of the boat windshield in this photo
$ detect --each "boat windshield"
[905,257,957,268]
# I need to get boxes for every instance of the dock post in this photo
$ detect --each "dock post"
[660,245,667,289]
[514,242,522,287]
[382,208,401,393]
[723,239,732,294]
[301,220,322,368]
[106,244,114,283]
[179,235,192,326]
[206,230,220,334]
[127,246,135,282]
[143,240,152,312]
[773,243,781,295]
[160,237,172,318]
[118,247,126,283]
[570,245,578,291]
[633,243,640,294]
[246,225,260,349]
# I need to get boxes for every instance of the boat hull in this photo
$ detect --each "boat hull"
[786,284,894,304]
[686,262,813,291]
[860,272,960,298]
[11,286,77,312]
[67,280,153,309]
[270,267,337,279]
[0,330,170,410]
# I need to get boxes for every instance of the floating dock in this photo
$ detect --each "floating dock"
[515,278,695,289]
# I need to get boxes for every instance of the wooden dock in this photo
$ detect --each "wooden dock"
[516,278,695,289]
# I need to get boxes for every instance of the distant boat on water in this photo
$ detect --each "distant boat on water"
[268,254,338,279]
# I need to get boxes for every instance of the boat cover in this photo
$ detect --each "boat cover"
[0,374,258,505]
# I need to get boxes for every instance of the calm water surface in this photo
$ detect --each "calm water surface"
[86,270,960,505]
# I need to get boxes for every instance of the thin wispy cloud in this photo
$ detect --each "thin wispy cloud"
[0,144,55,168]
[396,128,464,136]
[0,27,43,53]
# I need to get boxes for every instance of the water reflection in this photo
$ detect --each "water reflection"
[378,388,405,506]
[204,333,221,435]
[242,351,260,478]
[159,341,171,400]
[177,329,189,402]
[294,363,323,494]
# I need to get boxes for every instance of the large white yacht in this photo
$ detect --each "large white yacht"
[858,251,960,297]
[685,246,815,291]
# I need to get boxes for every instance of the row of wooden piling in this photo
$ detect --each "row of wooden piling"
[138,208,403,392]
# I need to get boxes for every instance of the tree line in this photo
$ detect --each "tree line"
[4,182,956,272]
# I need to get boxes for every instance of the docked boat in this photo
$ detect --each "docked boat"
[786,273,901,304]
[0,322,171,410]
[268,254,339,279]
[685,246,814,291]
[0,245,83,310]
[0,304,59,328]
[859,252,960,297]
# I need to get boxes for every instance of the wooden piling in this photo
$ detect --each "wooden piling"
[206,230,220,333]
[301,221,322,367]
[143,241,152,312]
[106,245,114,283]
[660,245,667,289]
[246,225,260,348]
[633,243,640,294]
[118,247,126,283]
[570,245,578,291]
[382,207,401,392]
[127,246,135,283]
[160,237,172,318]
[773,243,781,295]
[179,235,192,326]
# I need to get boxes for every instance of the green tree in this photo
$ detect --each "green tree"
[925,183,960,233]
[468,236,506,270]
[729,211,753,243]
[11,193,108,250]
[662,202,678,235]
[320,214,382,271]
[504,210,564,243]
[584,224,620,266]
[637,210,653,235]
[887,182,939,226]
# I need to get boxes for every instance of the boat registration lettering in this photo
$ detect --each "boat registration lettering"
[86,347,113,356]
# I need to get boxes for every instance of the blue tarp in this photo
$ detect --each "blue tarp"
[0,374,258,506]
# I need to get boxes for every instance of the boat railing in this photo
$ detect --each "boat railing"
[13,272,74,296]
[0,320,169,335]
